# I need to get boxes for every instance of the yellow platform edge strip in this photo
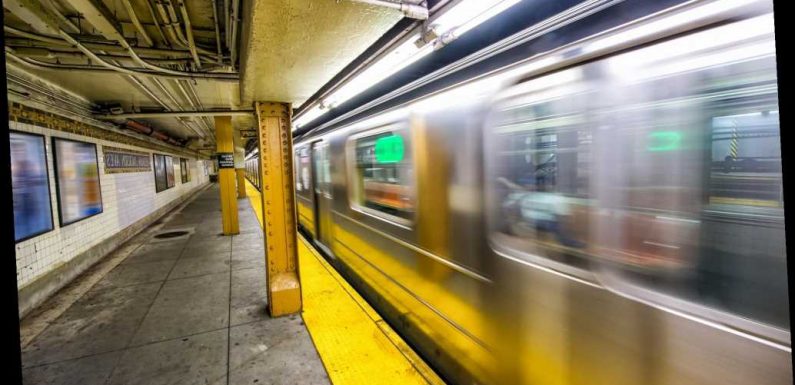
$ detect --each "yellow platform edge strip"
[244,180,445,385]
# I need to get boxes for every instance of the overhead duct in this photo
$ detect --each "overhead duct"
[123,119,185,147]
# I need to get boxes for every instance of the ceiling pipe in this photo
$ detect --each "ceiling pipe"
[176,0,202,68]
[126,76,206,138]
[99,48,206,140]
[5,26,197,58]
[56,29,239,80]
[158,0,216,58]
[6,51,238,81]
[4,25,64,45]
[223,0,230,49]
[164,0,189,44]
[348,0,429,19]
[143,0,170,47]
[176,76,215,136]
[150,77,183,109]
[7,68,96,113]
[96,109,253,118]
[40,3,225,79]
[40,0,80,33]
[210,0,222,63]
[151,0,185,49]
[101,46,208,141]
[119,0,154,47]
[229,0,239,69]
[124,119,184,146]
[10,47,193,64]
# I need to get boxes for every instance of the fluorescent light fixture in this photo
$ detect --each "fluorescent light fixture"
[293,104,326,130]
[324,34,433,108]
[292,0,523,129]
[607,13,774,80]
[433,0,522,38]
[582,0,762,55]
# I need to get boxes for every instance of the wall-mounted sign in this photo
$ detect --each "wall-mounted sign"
[218,152,235,168]
[103,146,151,173]
[240,129,257,138]
[374,134,405,163]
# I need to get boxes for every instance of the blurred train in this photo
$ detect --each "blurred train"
[246,0,790,383]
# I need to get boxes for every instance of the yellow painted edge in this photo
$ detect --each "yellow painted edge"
[709,196,781,207]
[244,180,445,385]
[298,234,446,385]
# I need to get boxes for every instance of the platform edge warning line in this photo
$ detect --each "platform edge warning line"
[244,179,445,385]
[299,234,446,385]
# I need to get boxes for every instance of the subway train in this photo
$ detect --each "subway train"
[246,0,790,384]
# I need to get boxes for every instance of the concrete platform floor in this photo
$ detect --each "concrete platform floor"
[20,183,330,385]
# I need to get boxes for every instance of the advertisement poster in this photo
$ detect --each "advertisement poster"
[153,154,167,192]
[53,138,102,225]
[11,132,54,241]
[180,158,190,183]
[165,156,175,188]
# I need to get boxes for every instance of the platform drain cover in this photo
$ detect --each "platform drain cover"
[154,231,190,239]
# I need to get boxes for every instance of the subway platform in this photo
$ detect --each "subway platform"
[18,182,443,385]
[19,184,329,385]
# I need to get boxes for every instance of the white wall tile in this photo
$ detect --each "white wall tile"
[12,122,210,288]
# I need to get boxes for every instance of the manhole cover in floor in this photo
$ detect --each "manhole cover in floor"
[154,231,190,239]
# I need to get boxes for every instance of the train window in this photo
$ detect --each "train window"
[487,14,788,331]
[295,146,312,199]
[349,127,414,226]
[313,144,332,197]
[487,68,594,271]
[709,111,782,208]
[245,154,260,189]
[597,15,787,330]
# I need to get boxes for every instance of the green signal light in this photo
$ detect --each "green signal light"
[648,131,682,152]
[374,134,405,163]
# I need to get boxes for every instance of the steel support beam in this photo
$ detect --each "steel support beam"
[255,101,301,317]
[95,110,253,118]
[215,115,239,235]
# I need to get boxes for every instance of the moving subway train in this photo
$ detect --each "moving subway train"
[248,0,790,384]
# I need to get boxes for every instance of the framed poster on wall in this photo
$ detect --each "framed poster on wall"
[165,156,175,188]
[10,131,54,242]
[153,154,168,192]
[180,158,190,183]
[52,137,103,226]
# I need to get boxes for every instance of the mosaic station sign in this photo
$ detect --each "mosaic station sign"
[103,146,152,173]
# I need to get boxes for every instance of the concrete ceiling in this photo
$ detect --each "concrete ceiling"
[239,0,403,107]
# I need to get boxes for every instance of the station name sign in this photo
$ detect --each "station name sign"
[103,146,151,173]
[217,152,235,168]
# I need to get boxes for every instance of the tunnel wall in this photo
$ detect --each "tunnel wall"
[10,103,212,317]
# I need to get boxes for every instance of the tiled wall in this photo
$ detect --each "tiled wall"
[11,120,211,290]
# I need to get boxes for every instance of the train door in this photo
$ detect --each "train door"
[294,146,316,239]
[311,141,334,253]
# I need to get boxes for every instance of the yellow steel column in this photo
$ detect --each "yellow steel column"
[256,101,301,316]
[215,116,239,235]
[236,169,247,198]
